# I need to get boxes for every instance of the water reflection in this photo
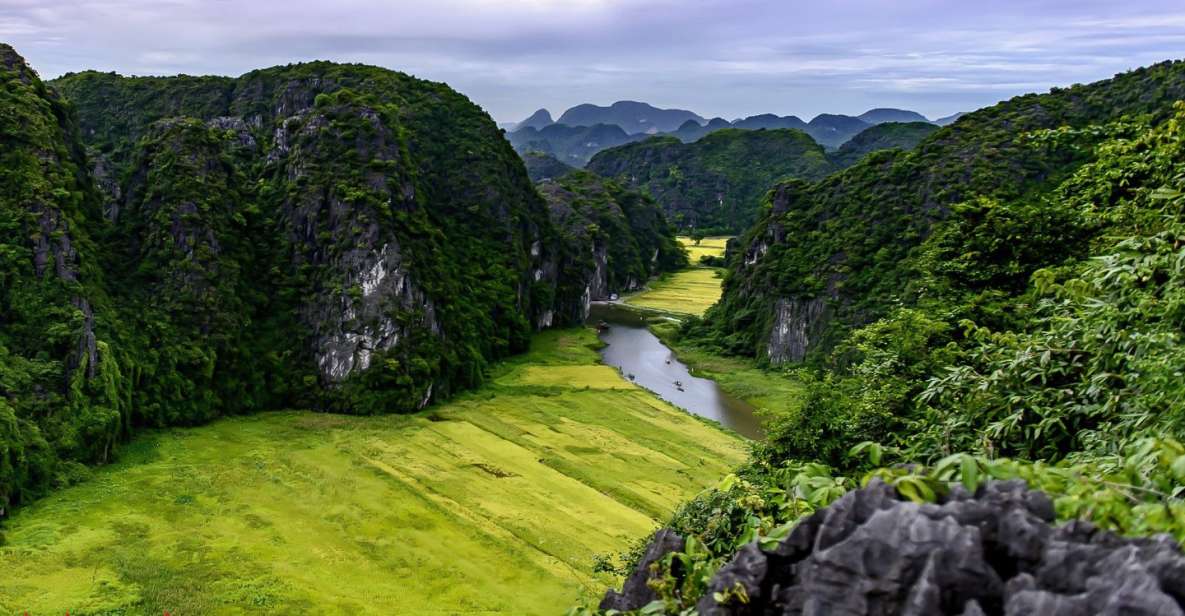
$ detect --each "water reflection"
[588,303,763,439]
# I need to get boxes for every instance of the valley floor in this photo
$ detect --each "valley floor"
[0,330,746,615]
[621,236,806,423]
[624,237,728,316]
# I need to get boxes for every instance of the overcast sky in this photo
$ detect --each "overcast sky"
[5,0,1185,123]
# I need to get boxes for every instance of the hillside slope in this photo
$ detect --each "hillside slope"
[828,121,940,167]
[701,60,1185,361]
[586,129,834,234]
[0,45,682,515]
[537,171,687,321]
[506,122,643,166]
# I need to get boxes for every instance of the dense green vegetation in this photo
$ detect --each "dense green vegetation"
[699,60,1185,359]
[827,120,939,167]
[0,329,746,614]
[574,62,1185,614]
[586,122,940,235]
[537,171,687,318]
[587,129,834,234]
[522,150,576,181]
[1,45,684,517]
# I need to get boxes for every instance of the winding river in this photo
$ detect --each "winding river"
[588,303,764,439]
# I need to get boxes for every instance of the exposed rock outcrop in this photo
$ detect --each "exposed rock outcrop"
[607,480,1185,616]
[767,297,828,364]
[599,529,686,611]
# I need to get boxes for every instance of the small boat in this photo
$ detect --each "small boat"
[596,320,611,332]
[676,386,685,392]
[665,359,671,364]
[673,380,683,387]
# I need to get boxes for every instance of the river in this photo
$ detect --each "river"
[588,302,763,439]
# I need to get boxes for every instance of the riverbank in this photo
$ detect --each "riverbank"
[0,329,745,615]
[649,321,806,428]
[613,235,807,433]
[590,303,763,439]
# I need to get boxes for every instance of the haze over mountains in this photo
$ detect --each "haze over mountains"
[506,100,965,165]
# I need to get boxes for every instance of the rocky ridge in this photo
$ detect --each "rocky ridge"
[603,480,1185,615]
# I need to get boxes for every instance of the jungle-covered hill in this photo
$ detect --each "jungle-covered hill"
[827,121,940,167]
[0,44,682,515]
[701,59,1185,363]
[585,129,833,234]
[586,123,938,235]
[576,57,1185,616]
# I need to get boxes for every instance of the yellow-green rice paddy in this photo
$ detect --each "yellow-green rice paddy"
[0,329,746,615]
[624,237,730,316]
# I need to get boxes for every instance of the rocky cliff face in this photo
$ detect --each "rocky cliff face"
[766,297,829,364]
[605,480,1185,616]
[47,61,584,413]
[269,98,433,388]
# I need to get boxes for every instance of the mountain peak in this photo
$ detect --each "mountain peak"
[514,108,554,131]
[857,108,932,125]
[556,101,704,134]
[0,43,39,85]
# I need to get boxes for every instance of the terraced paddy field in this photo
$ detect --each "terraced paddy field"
[625,237,729,316]
[0,330,746,615]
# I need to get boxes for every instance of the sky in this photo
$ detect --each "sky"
[4,0,1185,124]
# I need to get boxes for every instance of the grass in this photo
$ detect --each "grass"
[624,237,728,316]
[650,322,807,426]
[0,329,746,615]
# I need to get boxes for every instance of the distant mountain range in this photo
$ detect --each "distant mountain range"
[505,101,965,165]
[556,101,703,134]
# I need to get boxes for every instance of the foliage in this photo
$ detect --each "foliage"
[587,129,835,234]
[827,121,939,168]
[700,60,1185,360]
[916,107,1185,461]
[522,150,576,182]
[575,435,1185,614]
[575,67,1185,616]
[1,45,683,516]
[538,170,687,319]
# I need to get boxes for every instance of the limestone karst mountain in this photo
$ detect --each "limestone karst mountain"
[0,44,683,513]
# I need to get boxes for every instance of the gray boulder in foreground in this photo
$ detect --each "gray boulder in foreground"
[604,479,1185,615]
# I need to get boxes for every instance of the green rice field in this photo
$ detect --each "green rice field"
[624,237,729,316]
[0,329,746,615]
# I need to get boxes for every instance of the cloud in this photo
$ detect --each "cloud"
[5,0,1184,122]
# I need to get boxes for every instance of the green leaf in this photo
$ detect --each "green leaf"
[960,456,980,492]
[1150,187,1181,200]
